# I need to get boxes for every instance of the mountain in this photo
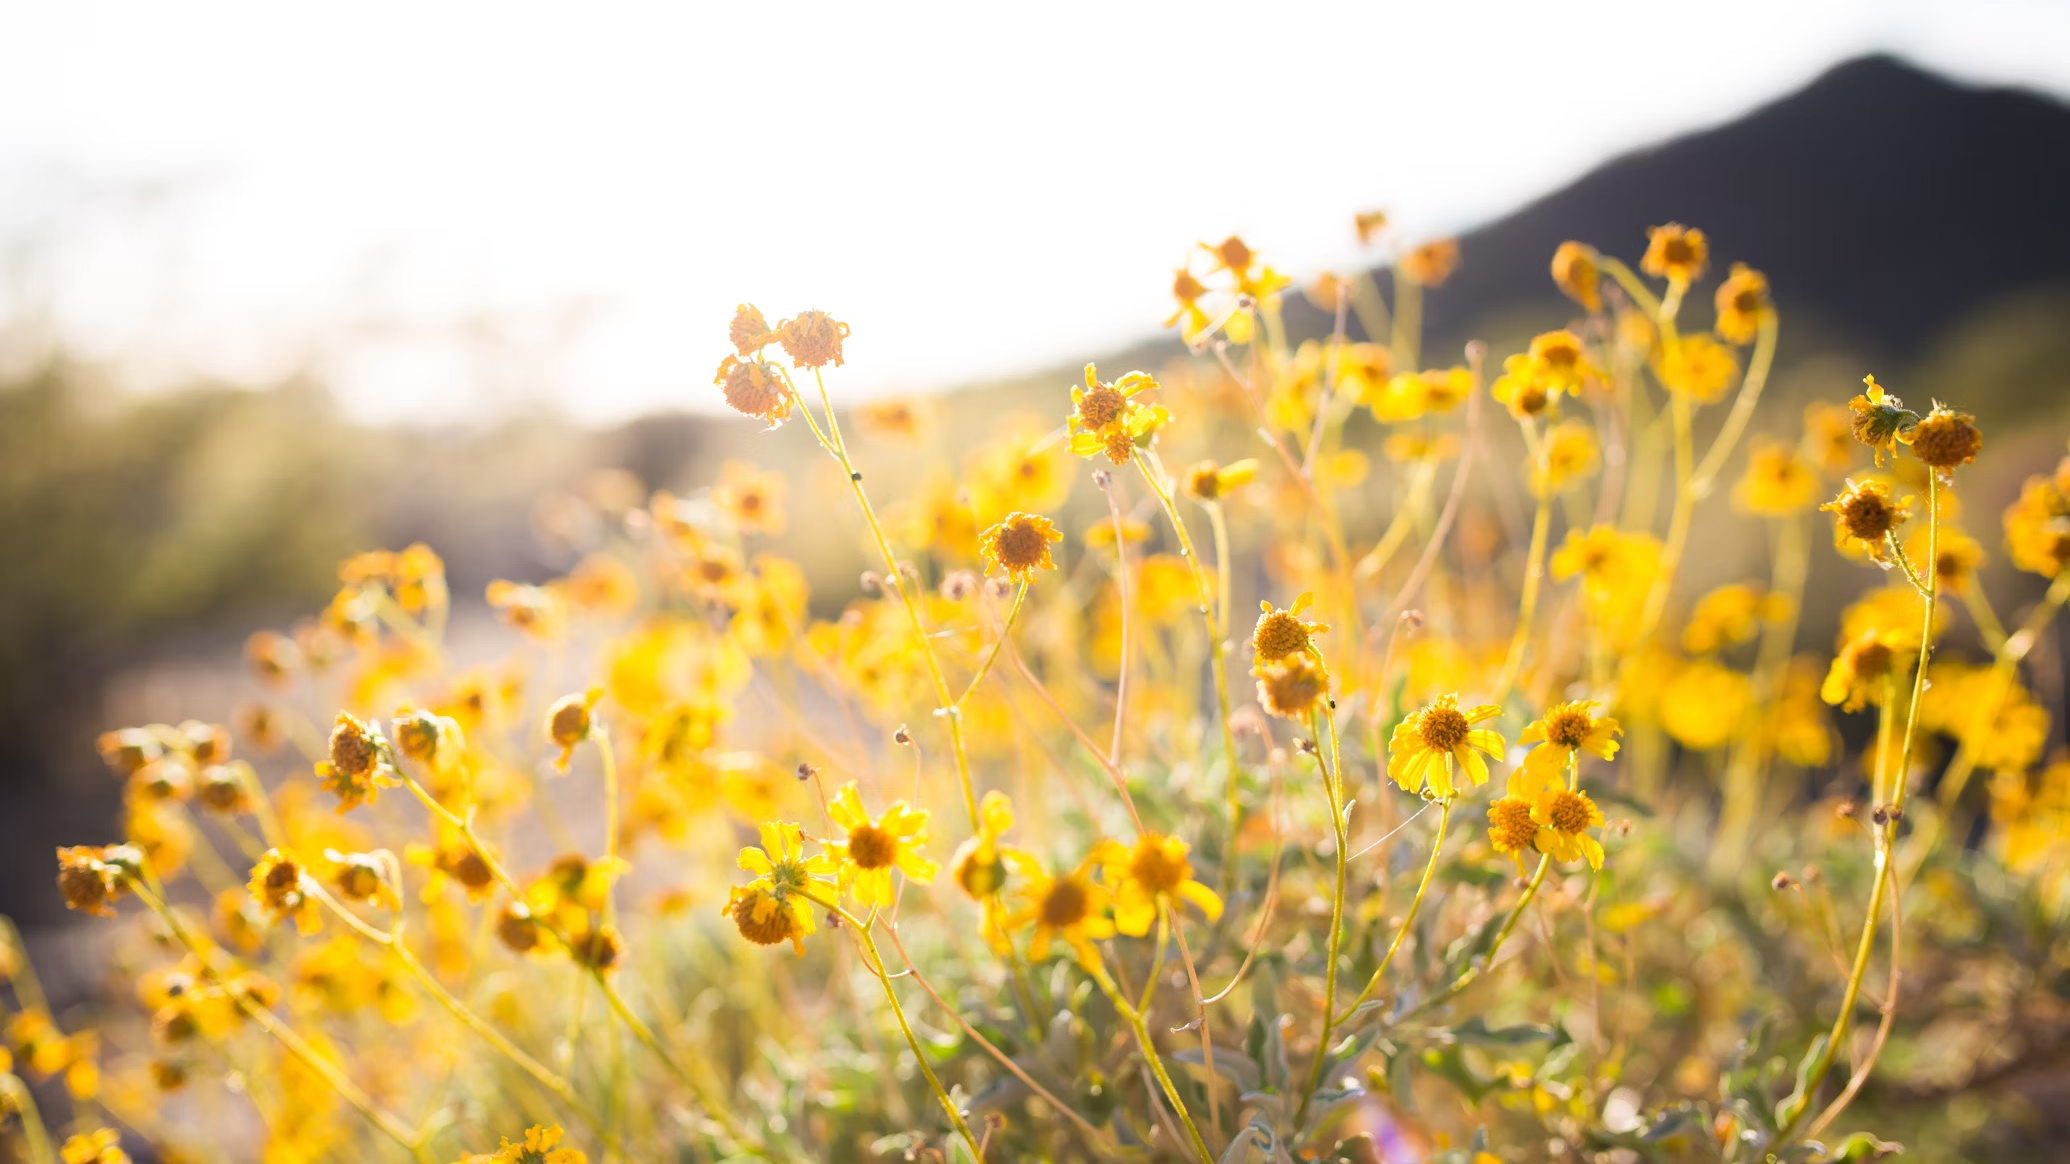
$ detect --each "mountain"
[1289,55,2070,359]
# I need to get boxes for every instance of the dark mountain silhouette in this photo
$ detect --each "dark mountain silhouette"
[1287,54,2070,357]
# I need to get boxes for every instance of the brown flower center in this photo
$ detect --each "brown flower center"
[1077,384,1127,431]
[730,890,797,946]
[1489,797,1537,853]
[993,519,1051,572]
[1128,840,1190,895]
[328,718,377,777]
[846,823,898,870]
[1039,878,1090,928]
[1253,611,1310,662]
[1837,489,1898,541]
[1547,790,1593,835]
[1417,704,1471,751]
[1543,705,1594,750]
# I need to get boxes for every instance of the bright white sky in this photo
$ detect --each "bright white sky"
[4,0,2068,425]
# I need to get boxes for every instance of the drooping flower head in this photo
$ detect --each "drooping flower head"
[1389,694,1507,799]
[727,822,836,955]
[825,781,939,909]
[249,848,320,935]
[713,355,793,428]
[1847,376,1919,467]
[317,712,396,813]
[1254,654,1327,720]
[1820,629,1901,713]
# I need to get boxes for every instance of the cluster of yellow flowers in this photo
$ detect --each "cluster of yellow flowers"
[6,209,2067,1164]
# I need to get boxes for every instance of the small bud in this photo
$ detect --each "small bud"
[860,571,882,594]
[1092,469,1113,490]
[1836,800,1857,820]
[897,560,920,581]
[1771,871,1795,891]
[796,762,817,781]
[1802,863,1823,884]
[1871,804,1891,826]
[940,571,978,601]
[1295,737,1318,756]
[826,909,843,930]
[893,725,913,745]
[985,577,1012,600]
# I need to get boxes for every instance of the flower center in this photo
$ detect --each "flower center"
[1417,704,1470,751]
[1253,611,1309,661]
[1544,706,1593,749]
[994,521,1050,572]
[1078,384,1127,431]
[730,889,797,946]
[1839,490,1896,540]
[1128,840,1190,895]
[1548,790,1593,834]
[846,824,898,870]
[1039,878,1089,928]
[1489,798,1537,852]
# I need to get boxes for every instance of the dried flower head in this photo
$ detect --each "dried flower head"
[728,303,774,357]
[1908,404,1982,474]
[776,310,849,369]
[1255,655,1327,720]
[714,355,793,428]
[1822,479,1912,562]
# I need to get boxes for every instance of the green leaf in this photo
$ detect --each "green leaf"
[1772,1032,1829,1131]
[1389,1051,1416,1114]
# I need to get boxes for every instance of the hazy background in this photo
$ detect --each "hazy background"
[5,1,2070,933]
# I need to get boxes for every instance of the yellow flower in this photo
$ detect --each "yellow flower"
[1181,457,1259,503]
[1487,781,1540,865]
[1551,526,1660,605]
[1821,630,1901,712]
[1659,661,1750,752]
[453,1122,587,1164]
[61,1129,129,1164]
[1370,367,1471,423]
[1734,439,1818,515]
[1532,422,1600,497]
[1912,527,1984,595]
[979,512,1063,581]
[728,822,836,955]
[1550,241,1601,314]
[967,416,1074,520]
[1354,210,1390,246]
[1200,235,1290,301]
[316,712,395,814]
[1252,593,1328,666]
[1165,267,1214,342]
[56,845,136,919]
[486,579,567,640]
[1526,329,1600,394]
[712,460,787,536]
[1713,263,1771,344]
[855,396,935,442]
[1530,785,1608,870]
[1099,833,1223,936]
[1766,659,1835,768]
[951,791,1027,945]
[825,781,939,908]
[1519,701,1621,778]
[1652,333,1739,403]
[249,848,321,935]
[1823,478,1911,563]
[2003,472,2070,578]
[1400,238,1460,287]
[1008,854,1114,967]
[1681,583,1789,655]
[1389,694,1506,799]
[1067,364,1170,463]
[727,303,774,357]
[1640,223,1708,284]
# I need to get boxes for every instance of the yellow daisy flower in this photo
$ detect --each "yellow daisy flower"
[1519,701,1622,779]
[454,1122,587,1164]
[1252,592,1328,667]
[1098,833,1223,936]
[1530,785,1607,870]
[1389,694,1506,799]
[826,782,939,909]
[249,848,320,936]
[951,791,1028,947]
[1008,854,1114,968]
[979,512,1063,581]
